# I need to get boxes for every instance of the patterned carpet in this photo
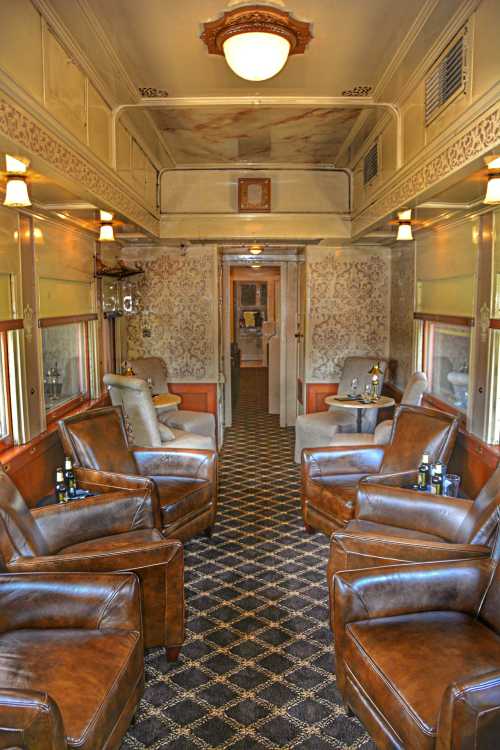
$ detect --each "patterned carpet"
[123,369,374,749]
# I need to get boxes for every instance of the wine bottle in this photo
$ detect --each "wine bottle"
[64,456,77,498]
[55,468,67,503]
[430,463,443,495]
[417,452,430,490]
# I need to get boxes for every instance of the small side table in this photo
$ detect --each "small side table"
[324,394,396,433]
[152,393,182,410]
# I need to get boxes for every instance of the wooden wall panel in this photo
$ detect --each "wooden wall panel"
[306,383,339,414]
[168,383,218,415]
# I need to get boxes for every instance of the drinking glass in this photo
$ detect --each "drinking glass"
[362,384,371,403]
[444,474,460,497]
[350,377,359,397]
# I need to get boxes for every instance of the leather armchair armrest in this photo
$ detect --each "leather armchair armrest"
[32,488,158,552]
[362,469,420,486]
[8,535,180,578]
[0,688,66,750]
[330,529,491,579]
[355,481,472,540]
[75,466,156,496]
[302,446,385,479]
[438,669,500,749]
[132,446,217,481]
[0,572,141,633]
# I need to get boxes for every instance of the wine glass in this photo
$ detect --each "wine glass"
[350,377,359,397]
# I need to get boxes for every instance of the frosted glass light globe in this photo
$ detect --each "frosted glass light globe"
[223,32,290,81]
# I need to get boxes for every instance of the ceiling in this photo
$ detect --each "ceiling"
[78,0,429,167]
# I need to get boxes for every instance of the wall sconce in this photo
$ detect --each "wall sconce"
[484,155,500,205]
[98,210,115,242]
[396,209,413,241]
[3,154,31,208]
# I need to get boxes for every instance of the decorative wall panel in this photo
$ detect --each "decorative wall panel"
[305,247,390,383]
[390,245,415,389]
[126,246,219,382]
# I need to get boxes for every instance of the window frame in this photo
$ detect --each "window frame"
[0,319,23,450]
[414,312,474,423]
[38,313,97,424]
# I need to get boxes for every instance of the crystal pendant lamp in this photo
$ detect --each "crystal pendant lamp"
[201,5,312,82]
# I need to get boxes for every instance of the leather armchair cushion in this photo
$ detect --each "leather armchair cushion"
[0,627,143,750]
[154,476,213,526]
[344,611,500,750]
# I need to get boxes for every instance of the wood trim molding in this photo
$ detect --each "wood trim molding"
[0,319,23,332]
[489,318,500,329]
[414,312,475,327]
[168,383,218,414]
[305,383,339,414]
[39,314,98,328]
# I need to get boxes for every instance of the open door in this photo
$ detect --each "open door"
[296,261,306,414]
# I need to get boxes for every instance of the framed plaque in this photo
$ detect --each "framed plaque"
[238,178,271,212]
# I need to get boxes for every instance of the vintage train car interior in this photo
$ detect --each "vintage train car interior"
[0,1,500,748]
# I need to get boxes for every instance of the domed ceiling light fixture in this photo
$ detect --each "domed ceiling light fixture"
[484,155,500,205]
[249,244,263,255]
[201,5,313,82]
[396,209,413,241]
[3,154,31,208]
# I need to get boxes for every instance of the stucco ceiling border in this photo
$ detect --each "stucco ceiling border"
[0,94,159,237]
[352,100,500,238]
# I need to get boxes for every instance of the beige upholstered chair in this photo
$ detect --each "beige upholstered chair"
[329,371,428,448]
[129,356,215,441]
[103,374,215,450]
[294,357,388,463]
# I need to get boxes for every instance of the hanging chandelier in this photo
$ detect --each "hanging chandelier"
[201,5,313,82]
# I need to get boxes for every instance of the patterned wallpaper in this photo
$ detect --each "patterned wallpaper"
[390,246,415,389]
[305,247,391,382]
[126,246,219,382]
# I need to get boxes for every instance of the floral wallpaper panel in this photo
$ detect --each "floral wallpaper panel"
[390,246,415,389]
[126,246,219,381]
[305,247,391,382]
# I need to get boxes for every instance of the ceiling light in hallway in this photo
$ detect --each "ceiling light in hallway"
[3,154,31,208]
[396,209,413,241]
[249,244,263,255]
[201,5,312,82]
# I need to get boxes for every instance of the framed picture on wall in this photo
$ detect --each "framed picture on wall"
[238,178,271,212]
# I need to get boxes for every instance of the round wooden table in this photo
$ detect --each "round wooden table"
[152,393,182,410]
[324,394,395,432]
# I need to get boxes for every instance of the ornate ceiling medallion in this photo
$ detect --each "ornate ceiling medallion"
[201,5,313,82]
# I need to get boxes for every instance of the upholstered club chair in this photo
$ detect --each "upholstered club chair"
[0,470,184,659]
[329,466,500,590]
[301,404,459,536]
[294,356,388,463]
[104,373,216,450]
[332,551,500,749]
[129,356,216,440]
[0,570,143,749]
[329,371,428,448]
[59,405,218,541]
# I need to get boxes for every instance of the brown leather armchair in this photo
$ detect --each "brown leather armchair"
[332,552,500,750]
[0,571,143,750]
[329,466,500,581]
[59,405,217,541]
[0,470,184,660]
[301,404,459,535]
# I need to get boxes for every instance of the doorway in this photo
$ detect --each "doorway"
[223,259,300,429]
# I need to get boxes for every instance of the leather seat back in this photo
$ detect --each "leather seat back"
[129,357,169,396]
[478,539,500,633]
[455,466,500,546]
[104,373,163,448]
[59,406,138,474]
[0,472,49,565]
[381,405,459,475]
[401,371,427,406]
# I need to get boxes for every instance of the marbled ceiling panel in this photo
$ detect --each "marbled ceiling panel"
[151,106,362,164]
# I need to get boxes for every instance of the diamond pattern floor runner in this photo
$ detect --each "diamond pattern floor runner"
[123,368,374,749]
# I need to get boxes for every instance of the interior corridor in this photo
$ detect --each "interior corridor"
[123,369,373,749]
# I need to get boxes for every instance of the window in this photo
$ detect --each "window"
[40,315,97,419]
[422,318,472,412]
[0,320,22,449]
[363,141,378,185]
[425,30,466,125]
